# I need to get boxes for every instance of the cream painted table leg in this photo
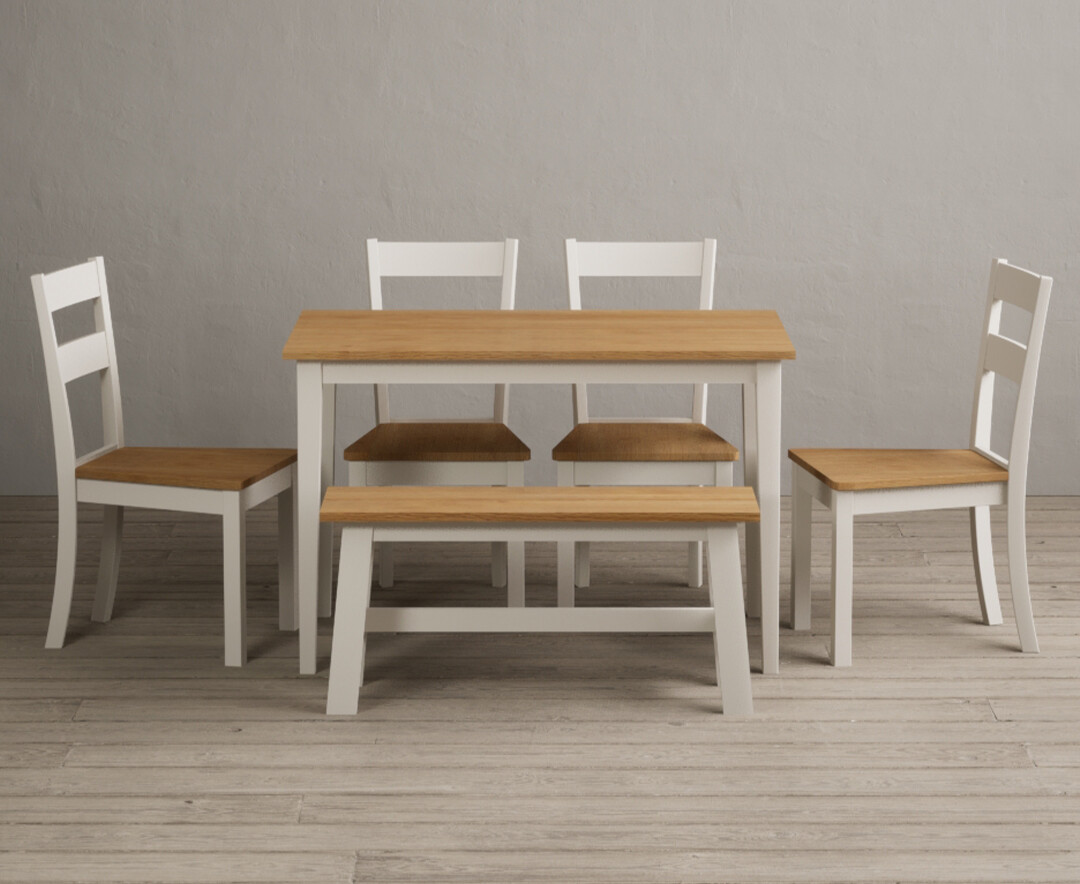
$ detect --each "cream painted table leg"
[755,362,782,676]
[318,383,336,619]
[296,362,324,675]
[741,381,760,621]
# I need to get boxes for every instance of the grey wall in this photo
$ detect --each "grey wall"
[2,0,1077,494]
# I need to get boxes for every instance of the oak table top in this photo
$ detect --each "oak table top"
[283,309,796,362]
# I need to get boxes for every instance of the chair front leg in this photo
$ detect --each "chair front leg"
[830,491,855,667]
[91,505,124,623]
[45,485,79,649]
[277,468,298,632]
[687,542,704,588]
[1006,485,1039,653]
[222,492,247,667]
[969,505,1003,626]
[790,467,813,631]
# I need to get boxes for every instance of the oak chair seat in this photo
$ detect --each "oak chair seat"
[76,447,298,491]
[343,422,530,463]
[321,484,758,717]
[787,448,1008,492]
[553,422,739,463]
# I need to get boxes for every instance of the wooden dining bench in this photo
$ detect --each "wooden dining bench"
[320,485,759,716]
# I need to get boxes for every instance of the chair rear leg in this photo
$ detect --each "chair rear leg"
[222,493,247,667]
[1006,489,1039,653]
[556,463,575,606]
[45,489,79,649]
[491,543,508,588]
[830,492,855,667]
[574,541,590,587]
[969,505,1003,626]
[687,541,703,588]
[91,505,124,623]
[790,467,813,631]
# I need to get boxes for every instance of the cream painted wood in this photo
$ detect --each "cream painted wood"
[353,239,526,599]
[32,257,297,666]
[287,312,791,676]
[789,259,1052,665]
[558,239,734,600]
[323,508,754,717]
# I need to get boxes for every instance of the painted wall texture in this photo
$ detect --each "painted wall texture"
[2,0,1077,494]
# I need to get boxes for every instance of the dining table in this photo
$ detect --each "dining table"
[282,309,796,677]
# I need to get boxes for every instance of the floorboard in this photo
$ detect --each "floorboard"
[1,495,1078,883]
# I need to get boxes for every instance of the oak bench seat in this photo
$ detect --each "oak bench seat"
[320,485,759,716]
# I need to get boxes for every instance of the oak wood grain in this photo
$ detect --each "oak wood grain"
[552,421,739,462]
[344,422,530,462]
[75,447,297,491]
[319,485,760,523]
[282,309,797,361]
[788,448,1009,491]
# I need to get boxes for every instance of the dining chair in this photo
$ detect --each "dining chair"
[789,258,1053,665]
[33,257,298,666]
[343,239,530,604]
[552,239,739,605]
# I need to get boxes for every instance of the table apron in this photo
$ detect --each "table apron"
[320,361,762,386]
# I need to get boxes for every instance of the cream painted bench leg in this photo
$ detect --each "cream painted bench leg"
[326,527,375,715]
[830,491,854,668]
[707,526,753,714]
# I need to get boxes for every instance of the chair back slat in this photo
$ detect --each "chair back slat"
[982,333,1027,385]
[366,239,519,424]
[991,261,1042,313]
[39,260,104,313]
[573,241,709,278]
[57,331,111,384]
[376,242,510,277]
[969,258,1052,482]
[32,257,125,482]
[565,239,718,424]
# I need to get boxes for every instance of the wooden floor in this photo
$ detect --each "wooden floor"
[1,495,1079,883]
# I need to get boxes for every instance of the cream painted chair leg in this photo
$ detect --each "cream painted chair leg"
[687,542,704,588]
[575,541,590,588]
[45,486,78,649]
[505,462,526,606]
[829,492,855,667]
[91,505,124,623]
[790,467,812,631]
[969,505,1003,626]
[222,492,247,667]
[706,527,753,715]
[1006,488,1039,653]
[277,470,298,632]
[556,463,575,607]
[326,527,375,715]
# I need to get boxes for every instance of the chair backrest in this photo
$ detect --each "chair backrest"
[367,239,519,423]
[32,257,125,485]
[968,258,1053,489]
[565,238,717,424]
